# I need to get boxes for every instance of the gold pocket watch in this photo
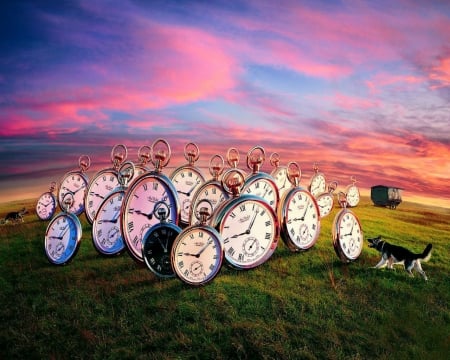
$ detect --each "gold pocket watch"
[316,181,338,218]
[269,152,289,196]
[85,144,127,224]
[308,162,326,198]
[142,201,182,278]
[344,176,360,208]
[210,169,280,270]
[44,193,82,265]
[242,146,280,212]
[171,199,224,286]
[36,181,58,221]
[332,192,364,263]
[170,142,206,227]
[278,162,321,252]
[57,155,90,216]
[91,161,135,256]
[189,154,229,226]
[120,138,180,264]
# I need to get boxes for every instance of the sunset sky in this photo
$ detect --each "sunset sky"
[1,0,449,208]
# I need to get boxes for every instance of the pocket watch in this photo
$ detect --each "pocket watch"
[171,199,224,286]
[170,142,206,227]
[142,201,182,278]
[91,161,134,256]
[345,176,360,208]
[36,181,58,221]
[44,193,82,265]
[316,181,338,218]
[121,138,180,263]
[57,155,90,216]
[278,162,321,252]
[242,146,280,213]
[308,162,326,198]
[332,192,364,263]
[210,169,280,270]
[85,144,127,223]
[226,147,247,179]
[189,154,229,225]
[269,152,289,196]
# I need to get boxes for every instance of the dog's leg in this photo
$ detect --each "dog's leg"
[387,257,395,270]
[373,258,387,269]
[414,260,428,281]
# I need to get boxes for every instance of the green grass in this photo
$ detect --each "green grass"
[1,197,449,359]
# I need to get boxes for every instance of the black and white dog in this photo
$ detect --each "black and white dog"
[367,235,432,280]
[4,207,27,224]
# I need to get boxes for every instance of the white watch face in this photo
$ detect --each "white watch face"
[272,167,289,195]
[346,185,360,207]
[58,172,88,215]
[121,175,178,262]
[243,178,278,211]
[219,199,278,269]
[92,191,125,255]
[189,183,228,225]
[45,213,81,265]
[283,190,320,250]
[172,227,223,285]
[309,173,326,197]
[36,192,57,220]
[85,170,120,223]
[171,168,205,224]
[316,193,334,218]
[336,211,363,261]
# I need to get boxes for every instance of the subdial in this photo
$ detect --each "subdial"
[243,237,260,257]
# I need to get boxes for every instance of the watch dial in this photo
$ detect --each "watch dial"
[142,223,181,278]
[121,174,179,263]
[92,191,125,256]
[85,170,120,223]
[36,192,57,221]
[309,173,326,197]
[172,227,223,285]
[218,198,278,269]
[171,167,205,225]
[45,213,81,265]
[283,190,320,251]
[346,185,360,207]
[316,193,334,218]
[243,177,279,212]
[334,210,363,262]
[58,172,89,216]
[189,182,228,225]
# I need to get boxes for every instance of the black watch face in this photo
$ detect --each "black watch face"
[142,224,180,278]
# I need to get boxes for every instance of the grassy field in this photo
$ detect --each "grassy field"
[0,196,449,359]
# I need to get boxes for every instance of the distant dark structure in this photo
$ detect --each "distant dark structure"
[371,185,403,209]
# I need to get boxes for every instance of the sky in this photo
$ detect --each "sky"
[0,0,449,208]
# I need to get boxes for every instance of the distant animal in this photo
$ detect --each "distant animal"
[367,235,432,280]
[4,207,28,224]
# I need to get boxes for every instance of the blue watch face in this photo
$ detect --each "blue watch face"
[92,191,126,256]
[45,213,81,265]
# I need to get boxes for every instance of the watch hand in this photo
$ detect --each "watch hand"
[134,210,153,219]
[102,210,121,223]
[178,182,200,197]
[247,210,259,233]
[158,238,168,252]
[73,184,86,194]
[92,192,105,199]
[196,239,212,257]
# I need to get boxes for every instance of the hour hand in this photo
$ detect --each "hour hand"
[134,210,153,219]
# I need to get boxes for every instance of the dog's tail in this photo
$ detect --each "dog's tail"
[417,244,432,262]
